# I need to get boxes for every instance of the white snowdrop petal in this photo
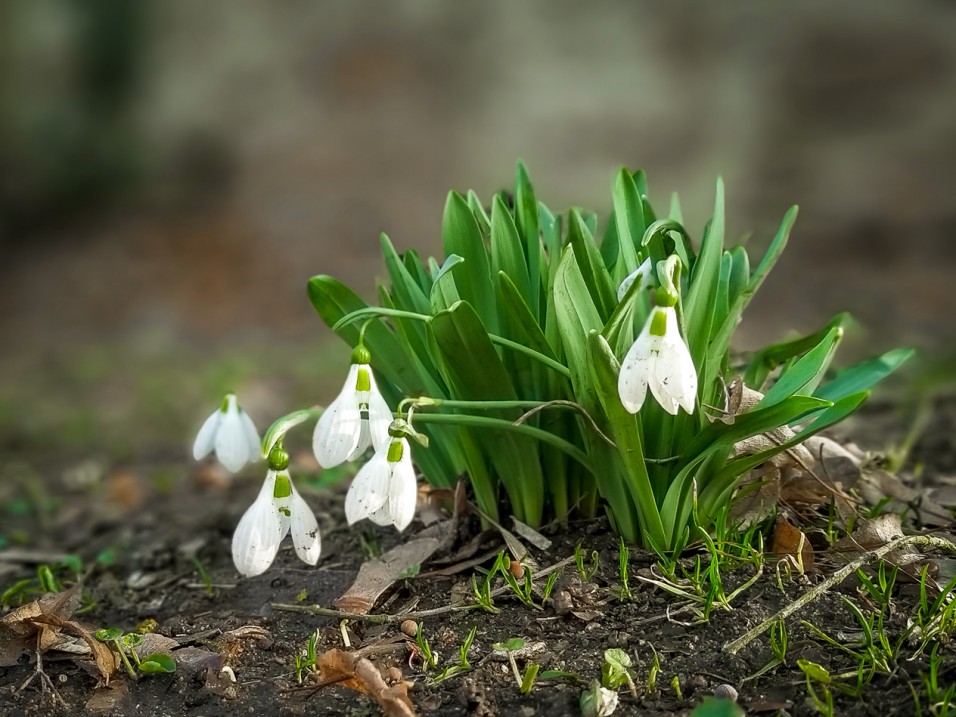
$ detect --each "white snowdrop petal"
[192,411,221,460]
[313,399,363,468]
[232,473,284,577]
[349,420,372,461]
[649,354,681,415]
[366,376,393,452]
[618,331,654,414]
[289,486,321,565]
[344,451,391,525]
[388,446,418,532]
[216,406,251,472]
[616,257,653,302]
[366,502,393,527]
[239,410,261,461]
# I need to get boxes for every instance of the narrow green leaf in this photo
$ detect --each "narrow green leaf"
[515,162,541,315]
[683,178,725,368]
[612,168,644,281]
[466,189,491,235]
[744,313,848,391]
[568,209,617,320]
[442,192,497,332]
[814,348,914,402]
[759,326,844,407]
[490,194,532,301]
[709,206,798,366]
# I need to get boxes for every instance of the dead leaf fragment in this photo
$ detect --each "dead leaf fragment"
[313,648,417,717]
[771,515,814,574]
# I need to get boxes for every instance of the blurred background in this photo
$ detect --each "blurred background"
[1,0,955,465]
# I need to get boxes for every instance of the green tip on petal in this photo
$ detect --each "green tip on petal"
[650,308,668,337]
[356,367,371,392]
[268,447,290,472]
[351,345,372,365]
[386,439,404,463]
[273,471,292,499]
[220,393,234,412]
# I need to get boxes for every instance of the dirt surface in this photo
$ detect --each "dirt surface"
[1,394,954,717]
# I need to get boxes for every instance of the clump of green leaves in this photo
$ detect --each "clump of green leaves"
[310,162,910,552]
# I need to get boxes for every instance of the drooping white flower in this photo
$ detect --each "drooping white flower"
[231,462,321,578]
[193,393,261,472]
[616,256,654,302]
[313,346,392,468]
[618,294,697,416]
[344,435,417,531]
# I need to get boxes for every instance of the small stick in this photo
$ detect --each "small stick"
[272,555,575,623]
[724,534,956,655]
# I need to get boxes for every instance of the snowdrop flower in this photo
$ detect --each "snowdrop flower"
[618,288,697,416]
[616,255,655,302]
[231,449,321,577]
[344,427,417,531]
[313,345,392,468]
[193,393,261,472]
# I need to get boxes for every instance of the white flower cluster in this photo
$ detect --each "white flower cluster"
[193,347,416,577]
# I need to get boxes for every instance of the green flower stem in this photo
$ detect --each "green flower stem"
[412,413,593,475]
[332,307,571,379]
[410,398,559,411]
[113,639,138,679]
[262,408,324,457]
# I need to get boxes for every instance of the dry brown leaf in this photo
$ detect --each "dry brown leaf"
[771,515,814,574]
[334,527,450,614]
[830,514,921,566]
[29,613,117,683]
[0,584,83,666]
[511,518,552,552]
[314,649,416,717]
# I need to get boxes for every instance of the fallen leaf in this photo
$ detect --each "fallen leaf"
[830,514,920,567]
[771,515,814,574]
[334,532,447,614]
[314,648,416,717]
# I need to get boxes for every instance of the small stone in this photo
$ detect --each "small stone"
[400,619,419,638]
[714,683,739,702]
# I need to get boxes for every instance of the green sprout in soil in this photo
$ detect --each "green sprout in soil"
[645,645,661,695]
[192,162,910,575]
[615,537,633,601]
[413,622,439,671]
[190,554,214,597]
[912,643,956,717]
[798,659,836,717]
[601,647,637,698]
[1,559,96,614]
[293,629,320,684]
[574,544,600,583]
[493,637,540,694]
[431,625,476,684]
[94,627,176,680]
[470,569,499,614]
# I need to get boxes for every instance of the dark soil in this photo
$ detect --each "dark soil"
[1,397,955,717]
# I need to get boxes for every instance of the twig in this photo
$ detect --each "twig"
[724,533,956,655]
[272,555,575,623]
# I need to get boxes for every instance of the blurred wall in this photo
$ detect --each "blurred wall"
[2,0,954,353]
